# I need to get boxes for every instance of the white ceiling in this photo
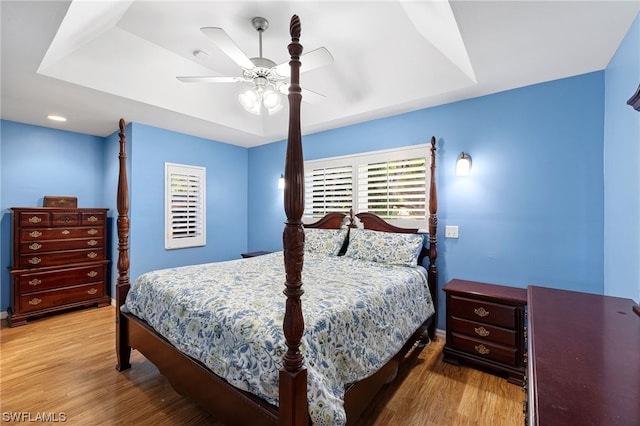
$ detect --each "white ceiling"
[2,1,639,148]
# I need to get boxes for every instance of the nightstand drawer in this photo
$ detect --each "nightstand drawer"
[450,333,519,367]
[449,316,517,347]
[449,295,517,329]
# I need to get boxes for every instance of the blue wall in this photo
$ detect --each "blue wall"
[0,120,106,310]
[604,12,640,302]
[248,72,606,328]
[0,120,249,311]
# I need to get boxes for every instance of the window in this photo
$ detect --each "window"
[304,145,429,229]
[165,163,206,249]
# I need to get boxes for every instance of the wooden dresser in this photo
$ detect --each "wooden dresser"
[8,207,110,326]
[443,279,527,385]
[526,286,640,426]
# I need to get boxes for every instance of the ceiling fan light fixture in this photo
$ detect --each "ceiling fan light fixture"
[238,89,261,115]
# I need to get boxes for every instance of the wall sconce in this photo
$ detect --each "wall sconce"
[456,152,472,176]
[278,174,285,189]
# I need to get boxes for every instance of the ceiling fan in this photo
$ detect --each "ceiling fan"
[177,17,333,115]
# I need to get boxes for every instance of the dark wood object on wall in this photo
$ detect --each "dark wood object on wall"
[8,207,110,326]
[43,196,78,208]
[442,279,527,385]
[627,83,640,111]
[525,286,640,426]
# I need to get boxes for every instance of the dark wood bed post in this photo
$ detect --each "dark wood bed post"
[427,136,438,339]
[115,118,132,372]
[279,15,308,426]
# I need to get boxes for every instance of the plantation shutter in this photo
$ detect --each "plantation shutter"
[165,163,206,249]
[303,145,429,229]
[357,156,427,220]
[304,165,353,217]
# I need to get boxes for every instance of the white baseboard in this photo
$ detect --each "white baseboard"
[435,328,446,341]
[1,311,6,320]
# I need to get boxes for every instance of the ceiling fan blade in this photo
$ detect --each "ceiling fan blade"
[201,27,255,70]
[278,83,326,104]
[273,47,334,77]
[177,76,244,83]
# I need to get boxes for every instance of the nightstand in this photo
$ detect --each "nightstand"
[241,251,272,258]
[442,279,527,385]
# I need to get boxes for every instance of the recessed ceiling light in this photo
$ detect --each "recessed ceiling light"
[47,115,67,122]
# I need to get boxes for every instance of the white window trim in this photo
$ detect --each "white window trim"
[164,162,206,250]
[304,144,430,229]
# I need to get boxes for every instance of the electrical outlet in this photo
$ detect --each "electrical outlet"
[445,225,459,238]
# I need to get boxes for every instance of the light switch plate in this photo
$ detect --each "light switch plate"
[445,225,459,238]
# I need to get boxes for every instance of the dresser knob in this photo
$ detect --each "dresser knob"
[28,278,42,286]
[28,216,42,224]
[474,307,490,317]
[29,231,42,238]
[28,243,42,251]
[87,252,98,259]
[474,326,490,337]
[61,230,70,235]
[87,271,98,278]
[28,297,42,305]
[87,239,98,246]
[28,257,41,265]
[88,229,98,235]
[474,344,490,355]
[87,216,98,222]
[87,288,98,295]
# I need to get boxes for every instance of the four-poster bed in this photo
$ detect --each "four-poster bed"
[115,15,439,426]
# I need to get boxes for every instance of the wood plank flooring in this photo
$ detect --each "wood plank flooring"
[1,307,524,425]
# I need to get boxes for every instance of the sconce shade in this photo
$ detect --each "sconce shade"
[456,152,472,176]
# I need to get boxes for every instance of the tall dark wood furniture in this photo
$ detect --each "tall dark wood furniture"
[442,279,527,385]
[8,207,110,326]
[526,286,640,426]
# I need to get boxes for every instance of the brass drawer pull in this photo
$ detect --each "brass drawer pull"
[28,278,42,286]
[28,216,42,224]
[28,297,42,306]
[62,230,70,235]
[474,326,490,337]
[475,344,490,355]
[88,229,98,235]
[28,257,41,265]
[87,288,98,295]
[87,239,98,246]
[87,216,98,222]
[87,271,98,278]
[29,231,42,238]
[474,307,489,317]
[87,252,98,259]
[28,243,42,251]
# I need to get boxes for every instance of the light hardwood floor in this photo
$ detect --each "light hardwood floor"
[1,306,524,425]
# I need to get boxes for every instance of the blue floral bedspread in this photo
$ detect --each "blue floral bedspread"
[124,252,434,425]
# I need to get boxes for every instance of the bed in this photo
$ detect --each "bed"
[115,15,438,426]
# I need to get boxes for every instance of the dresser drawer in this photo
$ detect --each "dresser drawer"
[19,237,103,253]
[81,212,105,226]
[17,264,105,293]
[19,283,105,313]
[19,212,51,227]
[450,333,519,367]
[51,212,80,226]
[18,248,105,268]
[449,295,517,329]
[449,316,517,347]
[20,226,104,240]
